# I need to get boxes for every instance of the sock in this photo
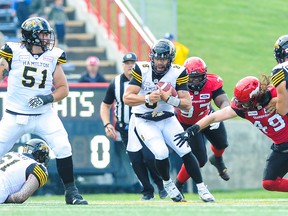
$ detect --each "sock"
[155,158,170,181]
[182,152,203,183]
[128,151,154,194]
[56,156,75,189]
[177,164,190,184]
[210,145,225,157]
[262,177,288,192]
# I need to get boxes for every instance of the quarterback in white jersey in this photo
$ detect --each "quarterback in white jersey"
[123,39,215,202]
[0,17,87,205]
[0,139,49,204]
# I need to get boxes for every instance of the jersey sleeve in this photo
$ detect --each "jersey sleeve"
[176,68,189,91]
[230,99,245,118]
[26,163,48,188]
[57,51,67,64]
[130,63,142,87]
[102,80,116,104]
[0,43,13,68]
[271,65,288,87]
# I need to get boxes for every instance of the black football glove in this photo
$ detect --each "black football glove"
[28,94,54,109]
[174,124,200,147]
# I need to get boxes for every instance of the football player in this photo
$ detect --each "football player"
[100,52,167,200]
[271,35,288,115]
[0,17,87,205]
[123,39,214,202]
[175,76,288,193]
[0,139,49,204]
[175,57,230,194]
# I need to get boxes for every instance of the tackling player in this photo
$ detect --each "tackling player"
[123,39,214,202]
[175,57,230,194]
[175,76,288,192]
[0,17,87,205]
[0,139,49,204]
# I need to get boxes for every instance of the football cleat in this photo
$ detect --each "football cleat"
[198,185,215,202]
[158,189,168,199]
[175,180,185,198]
[65,192,88,205]
[164,180,185,202]
[141,193,155,201]
[209,155,230,181]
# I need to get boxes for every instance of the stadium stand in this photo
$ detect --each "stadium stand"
[0,0,18,39]
[52,4,117,82]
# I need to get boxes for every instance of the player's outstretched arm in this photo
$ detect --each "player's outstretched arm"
[5,174,39,204]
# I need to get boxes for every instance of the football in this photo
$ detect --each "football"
[157,82,178,97]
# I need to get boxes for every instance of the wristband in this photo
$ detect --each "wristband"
[41,94,54,105]
[145,94,151,103]
[166,96,180,107]
[104,123,111,128]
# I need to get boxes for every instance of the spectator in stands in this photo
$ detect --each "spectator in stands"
[13,0,31,29]
[79,56,107,83]
[47,0,67,48]
[29,0,46,18]
[164,32,189,65]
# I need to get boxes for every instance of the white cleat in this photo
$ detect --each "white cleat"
[198,185,215,202]
[164,180,185,202]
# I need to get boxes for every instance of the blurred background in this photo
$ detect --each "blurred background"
[0,0,285,195]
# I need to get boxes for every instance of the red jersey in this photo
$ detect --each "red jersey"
[231,87,288,144]
[177,73,224,124]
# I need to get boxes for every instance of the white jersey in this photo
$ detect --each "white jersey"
[131,61,187,114]
[0,42,66,114]
[0,152,48,203]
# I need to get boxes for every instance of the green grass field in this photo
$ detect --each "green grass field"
[1,190,287,216]
[178,0,287,99]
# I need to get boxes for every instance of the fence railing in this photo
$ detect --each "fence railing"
[84,0,156,61]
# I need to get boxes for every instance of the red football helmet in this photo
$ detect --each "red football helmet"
[184,57,207,92]
[233,76,260,110]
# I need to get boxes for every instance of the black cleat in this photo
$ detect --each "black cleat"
[141,193,155,201]
[209,155,230,181]
[65,193,88,205]
[158,189,168,199]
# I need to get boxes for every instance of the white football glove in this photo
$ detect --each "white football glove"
[209,122,220,130]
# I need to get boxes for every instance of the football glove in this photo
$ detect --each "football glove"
[209,122,220,130]
[28,94,54,109]
[174,124,200,147]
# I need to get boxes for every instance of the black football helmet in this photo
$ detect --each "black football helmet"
[150,39,176,75]
[23,138,50,167]
[21,17,55,52]
[274,35,288,63]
